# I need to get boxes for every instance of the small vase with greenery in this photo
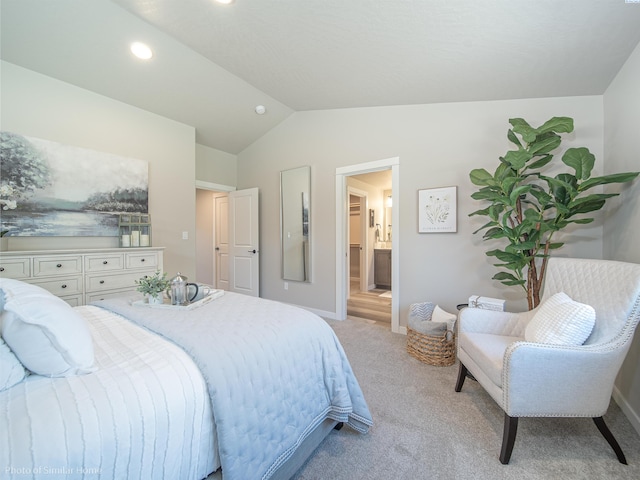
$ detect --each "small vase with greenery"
[135,271,170,304]
[469,116,639,310]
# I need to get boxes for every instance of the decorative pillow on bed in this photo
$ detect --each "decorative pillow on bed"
[1,279,95,377]
[524,292,596,346]
[0,278,55,299]
[0,336,27,391]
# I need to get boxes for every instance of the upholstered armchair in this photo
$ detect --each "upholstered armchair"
[455,257,640,464]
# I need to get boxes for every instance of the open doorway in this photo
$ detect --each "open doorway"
[335,157,400,333]
[195,188,227,286]
[346,176,391,324]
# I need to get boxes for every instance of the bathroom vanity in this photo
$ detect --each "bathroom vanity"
[374,248,391,289]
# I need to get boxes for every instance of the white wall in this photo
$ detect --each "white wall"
[1,61,197,279]
[237,96,606,318]
[604,41,640,433]
[196,144,237,188]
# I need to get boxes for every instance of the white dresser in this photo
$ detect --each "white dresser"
[0,247,164,306]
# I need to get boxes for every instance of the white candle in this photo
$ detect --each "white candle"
[131,231,140,247]
[140,234,150,247]
[121,234,130,247]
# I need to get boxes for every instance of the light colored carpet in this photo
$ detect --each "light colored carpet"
[289,317,640,480]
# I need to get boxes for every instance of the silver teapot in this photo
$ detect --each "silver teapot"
[167,272,199,306]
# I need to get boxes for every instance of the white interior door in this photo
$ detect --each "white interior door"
[215,195,229,290]
[229,187,259,296]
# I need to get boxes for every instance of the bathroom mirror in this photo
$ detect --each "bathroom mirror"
[383,189,392,244]
[281,166,311,282]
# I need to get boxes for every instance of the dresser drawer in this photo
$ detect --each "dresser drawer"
[0,257,31,279]
[85,288,140,304]
[60,294,83,307]
[29,276,83,296]
[33,255,83,277]
[85,253,124,272]
[86,270,154,293]
[125,251,159,270]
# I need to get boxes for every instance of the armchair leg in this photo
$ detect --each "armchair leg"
[593,417,627,464]
[455,363,468,392]
[500,415,518,464]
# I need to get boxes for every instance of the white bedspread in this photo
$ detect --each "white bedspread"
[0,306,217,480]
[94,292,373,480]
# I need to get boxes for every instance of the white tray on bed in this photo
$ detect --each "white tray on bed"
[132,289,224,310]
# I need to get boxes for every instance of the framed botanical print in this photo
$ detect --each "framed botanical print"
[418,186,457,233]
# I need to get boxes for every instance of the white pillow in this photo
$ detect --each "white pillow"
[0,278,55,299]
[524,292,595,346]
[432,305,457,331]
[1,280,95,377]
[0,336,27,391]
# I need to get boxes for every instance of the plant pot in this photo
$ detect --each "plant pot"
[147,293,164,305]
[0,237,8,252]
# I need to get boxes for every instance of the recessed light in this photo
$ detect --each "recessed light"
[255,105,266,115]
[215,0,235,4]
[130,42,153,60]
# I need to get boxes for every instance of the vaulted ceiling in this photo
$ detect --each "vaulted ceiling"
[2,0,640,154]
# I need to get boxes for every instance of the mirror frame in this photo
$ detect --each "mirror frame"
[280,166,311,282]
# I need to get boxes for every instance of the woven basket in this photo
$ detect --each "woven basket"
[406,327,456,366]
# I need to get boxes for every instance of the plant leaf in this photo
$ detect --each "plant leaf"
[579,172,640,191]
[507,129,522,148]
[536,117,574,135]
[562,147,595,180]
[528,134,561,156]
[509,118,537,143]
[567,198,606,216]
[493,271,522,282]
[528,154,554,170]
[567,218,594,225]
[509,185,531,204]
[504,149,532,169]
[482,227,507,239]
[528,188,552,206]
[469,168,496,186]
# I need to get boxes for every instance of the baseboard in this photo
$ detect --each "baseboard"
[612,385,640,435]
[292,304,338,320]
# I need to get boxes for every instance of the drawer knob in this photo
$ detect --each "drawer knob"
[99,280,105,284]
[56,263,62,268]
[0,267,4,272]
[141,258,145,262]
[61,284,67,289]
[103,260,108,265]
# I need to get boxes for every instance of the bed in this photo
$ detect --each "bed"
[0,278,372,480]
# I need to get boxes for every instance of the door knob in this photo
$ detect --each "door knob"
[248,249,257,254]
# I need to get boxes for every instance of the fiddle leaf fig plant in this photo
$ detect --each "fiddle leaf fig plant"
[469,116,639,310]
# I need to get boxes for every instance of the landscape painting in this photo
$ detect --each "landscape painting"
[0,131,148,237]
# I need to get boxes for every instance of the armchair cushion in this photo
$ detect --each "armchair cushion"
[524,292,595,346]
[459,332,522,388]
